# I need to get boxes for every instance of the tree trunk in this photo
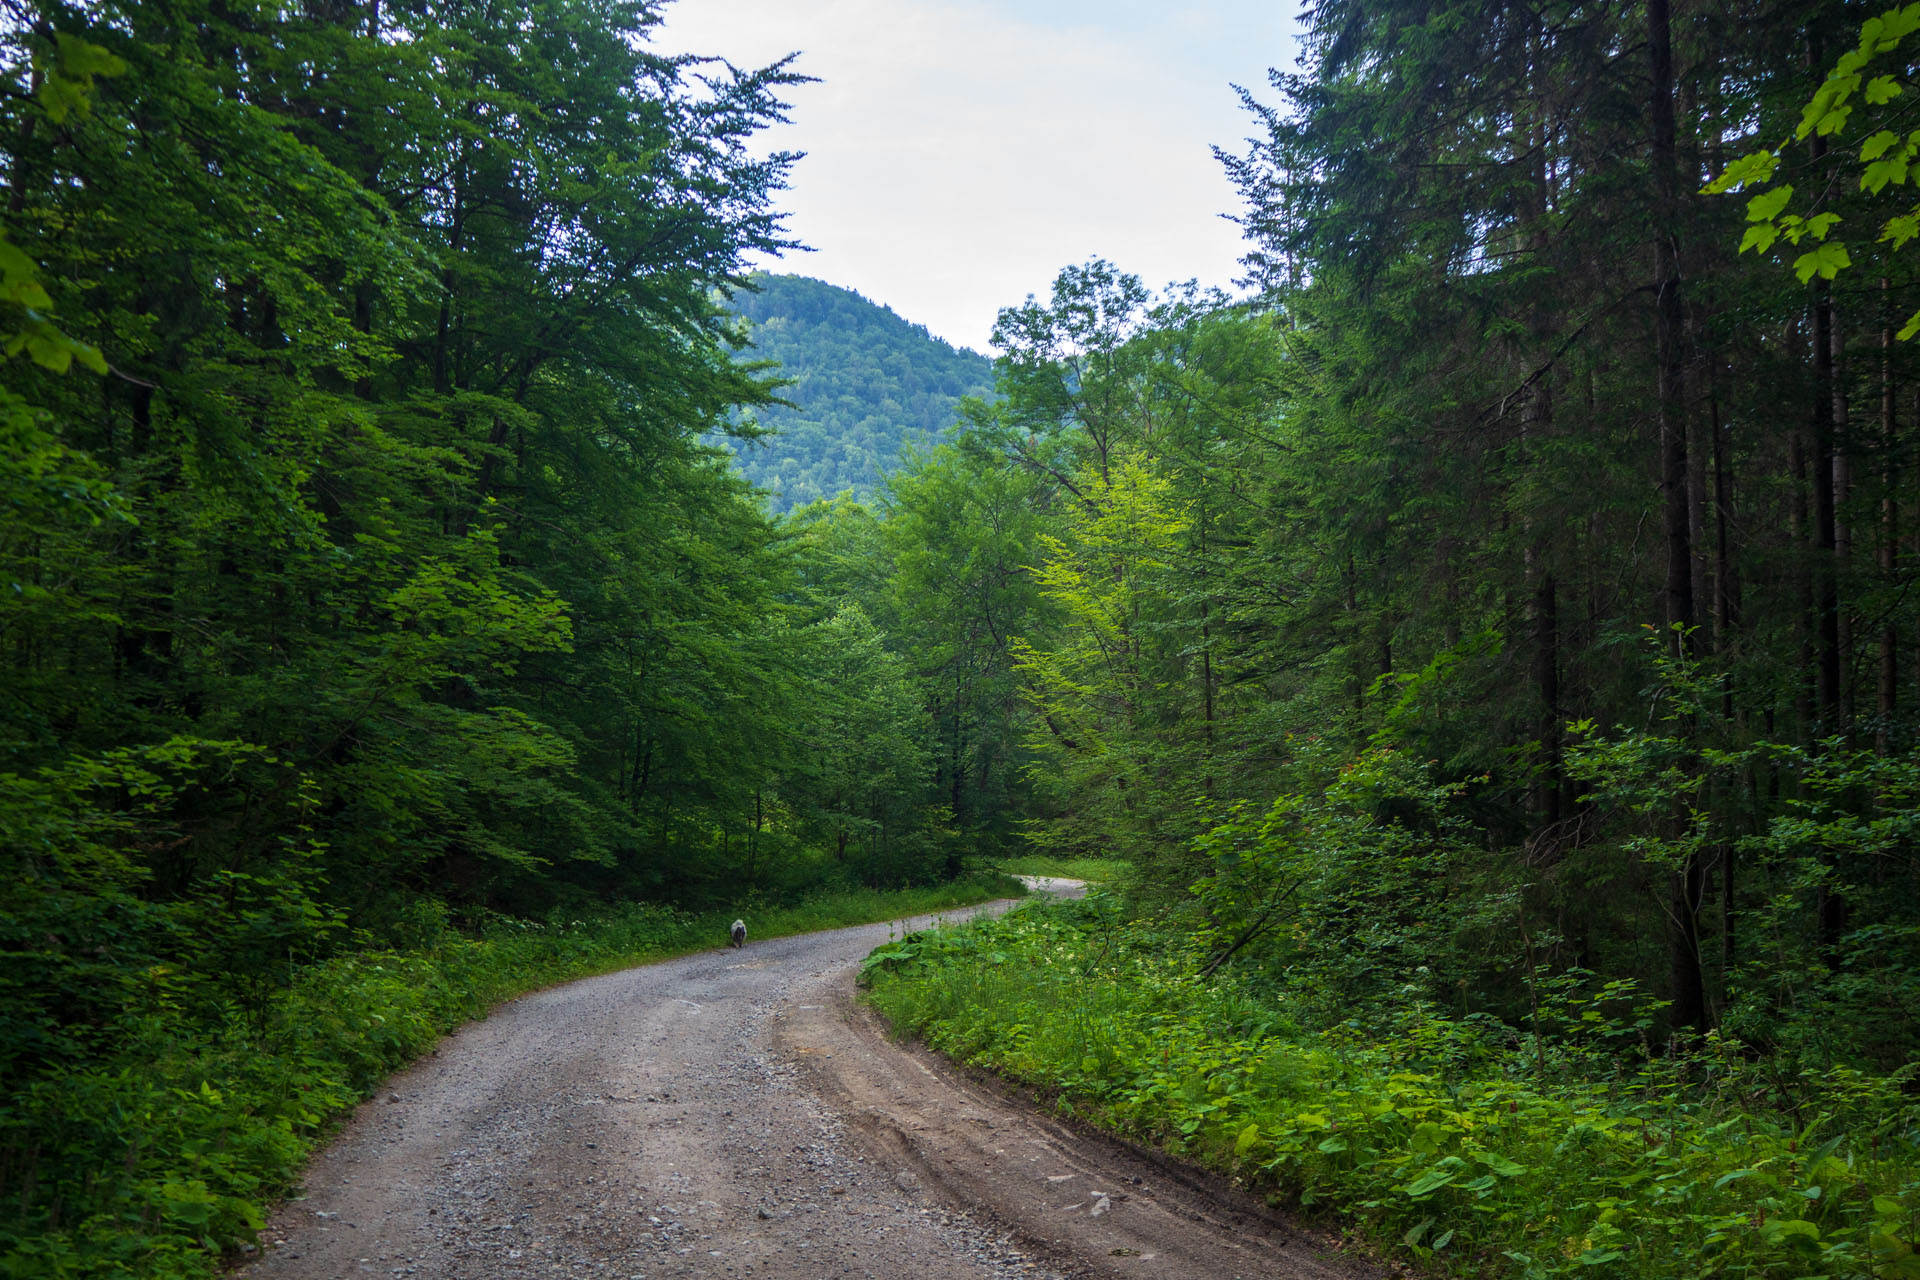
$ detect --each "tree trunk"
[1879,283,1899,755]
[1711,383,1739,715]
[1790,422,1816,733]
[1649,0,1707,1033]
[1650,0,1692,658]
[1533,571,1562,827]
[1833,301,1854,724]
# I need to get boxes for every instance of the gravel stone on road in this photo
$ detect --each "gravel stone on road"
[242,886,1381,1280]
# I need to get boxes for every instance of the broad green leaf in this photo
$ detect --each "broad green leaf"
[1764,1219,1821,1242]
[1862,129,1902,160]
[1864,157,1911,193]
[24,332,75,373]
[0,238,33,278]
[1746,185,1794,222]
[1885,211,1920,248]
[2,278,54,309]
[1870,1232,1920,1278]
[1794,240,1852,282]
[1703,149,1779,194]
[1405,1166,1459,1197]
[1867,74,1905,104]
[1875,5,1920,48]
[1799,73,1861,138]
[1481,1153,1527,1178]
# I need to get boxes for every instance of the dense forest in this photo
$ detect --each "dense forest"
[721,273,995,511]
[5,0,1920,1275]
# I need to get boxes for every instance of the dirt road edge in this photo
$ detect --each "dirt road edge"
[778,959,1382,1280]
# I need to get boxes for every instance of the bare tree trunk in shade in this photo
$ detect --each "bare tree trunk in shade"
[1812,281,1850,951]
[1533,572,1562,827]
[1711,386,1739,708]
[1649,0,1706,1033]
[1833,303,1854,724]
[1790,422,1815,733]
[1523,29,1563,834]
[1881,285,1900,756]
[1813,283,1843,729]
[1688,371,1714,646]
[1807,50,1844,734]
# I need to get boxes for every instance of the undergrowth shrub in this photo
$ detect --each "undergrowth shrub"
[862,893,1920,1280]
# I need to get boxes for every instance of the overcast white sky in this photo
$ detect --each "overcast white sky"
[655,0,1303,353]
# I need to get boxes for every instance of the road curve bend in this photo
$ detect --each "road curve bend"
[241,888,1380,1280]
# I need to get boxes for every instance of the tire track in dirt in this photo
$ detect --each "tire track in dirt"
[240,887,1381,1280]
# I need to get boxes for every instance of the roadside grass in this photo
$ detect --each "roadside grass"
[0,873,1022,1279]
[994,854,1132,883]
[861,892,1920,1280]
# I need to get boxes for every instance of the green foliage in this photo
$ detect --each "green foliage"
[880,438,1054,856]
[866,897,1920,1280]
[1188,747,1495,1016]
[722,275,996,510]
[1705,4,1920,333]
[1567,723,1920,1075]
[1013,455,1194,863]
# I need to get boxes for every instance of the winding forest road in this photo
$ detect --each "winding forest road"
[240,884,1377,1280]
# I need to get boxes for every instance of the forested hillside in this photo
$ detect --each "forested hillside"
[722,274,994,510]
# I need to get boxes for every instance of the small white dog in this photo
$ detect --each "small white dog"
[729,918,747,948]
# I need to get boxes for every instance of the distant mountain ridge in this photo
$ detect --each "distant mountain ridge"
[722,274,996,512]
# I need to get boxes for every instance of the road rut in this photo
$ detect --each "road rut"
[241,890,1379,1280]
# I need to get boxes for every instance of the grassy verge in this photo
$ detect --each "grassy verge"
[993,854,1132,882]
[0,873,1022,1279]
[861,892,1920,1280]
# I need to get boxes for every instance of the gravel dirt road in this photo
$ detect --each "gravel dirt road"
[240,885,1379,1280]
